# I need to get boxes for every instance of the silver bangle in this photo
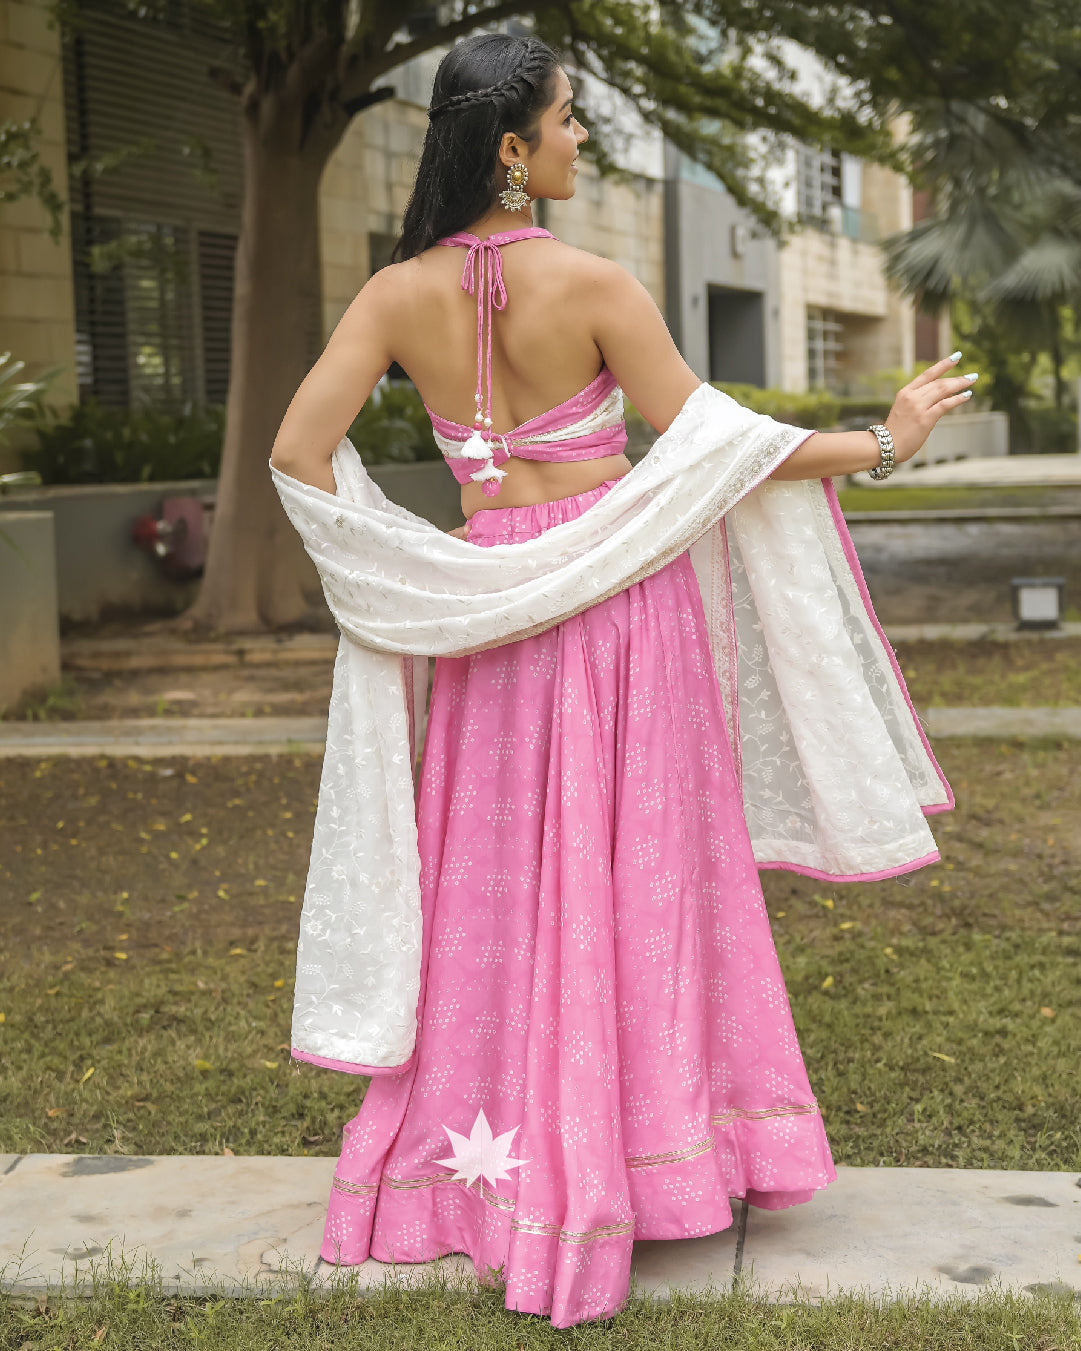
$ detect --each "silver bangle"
[867,423,895,481]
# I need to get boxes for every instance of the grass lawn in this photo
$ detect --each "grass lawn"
[894,637,1081,708]
[1,741,1077,1169]
[836,483,1081,514]
[2,1274,1079,1350]
[1,741,1078,1344]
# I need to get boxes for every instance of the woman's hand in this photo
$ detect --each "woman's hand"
[770,352,979,481]
[885,352,979,465]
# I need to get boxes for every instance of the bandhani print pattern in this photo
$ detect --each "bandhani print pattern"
[319,482,837,1330]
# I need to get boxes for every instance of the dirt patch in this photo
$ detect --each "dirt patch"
[0,754,321,958]
[894,637,1081,708]
[2,740,1078,967]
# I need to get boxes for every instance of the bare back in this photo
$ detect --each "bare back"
[269,233,700,506]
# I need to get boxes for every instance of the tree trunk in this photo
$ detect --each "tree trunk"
[181,104,333,632]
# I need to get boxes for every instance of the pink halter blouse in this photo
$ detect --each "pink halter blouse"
[425,228,628,497]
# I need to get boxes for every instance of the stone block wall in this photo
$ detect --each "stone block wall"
[0,0,78,472]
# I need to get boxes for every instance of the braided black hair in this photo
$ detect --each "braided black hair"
[392,33,560,262]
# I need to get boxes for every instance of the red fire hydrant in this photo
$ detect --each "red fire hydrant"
[132,495,213,579]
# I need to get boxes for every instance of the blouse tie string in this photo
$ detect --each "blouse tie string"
[457,237,510,497]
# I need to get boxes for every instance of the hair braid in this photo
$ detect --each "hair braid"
[394,33,561,262]
[428,41,555,119]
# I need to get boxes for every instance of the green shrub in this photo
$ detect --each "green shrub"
[713,383,842,429]
[347,380,441,465]
[26,401,224,484]
[1016,402,1078,455]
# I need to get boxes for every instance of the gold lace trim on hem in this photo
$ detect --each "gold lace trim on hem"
[625,1135,714,1170]
[711,1102,820,1128]
[331,1176,379,1198]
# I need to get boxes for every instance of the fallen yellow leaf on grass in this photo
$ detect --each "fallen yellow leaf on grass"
[882,947,897,959]
[222,1146,234,1156]
[855,1103,867,1113]
[1040,1007,1056,1018]
[179,812,193,824]
[273,979,285,988]
[839,921,857,930]
[813,895,835,910]
[228,947,246,956]
[0,1012,5,1024]
[929,1052,955,1063]
[194,1059,213,1072]
[45,987,59,996]
[79,1066,95,1084]
[821,975,834,990]
[168,851,179,860]
[254,879,268,887]
[775,911,786,919]
[263,1061,279,1069]
[113,952,128,961]
[216,887,229,900]
[93,1325,106,1343]
[185,773,198,784]
[46,1107,66,1119]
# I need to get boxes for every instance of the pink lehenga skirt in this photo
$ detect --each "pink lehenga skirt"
[320,480,836,1327]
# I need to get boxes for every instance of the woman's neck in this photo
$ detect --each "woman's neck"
[465,201,536,238]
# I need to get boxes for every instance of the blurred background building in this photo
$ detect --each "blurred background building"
[0,0,940,455]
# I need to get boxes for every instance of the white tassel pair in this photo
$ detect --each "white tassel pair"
[456,429,507,490]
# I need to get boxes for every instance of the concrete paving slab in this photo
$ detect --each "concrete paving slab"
[0,716,327,758]
[630,1221,740,1297]
[3,1156,1079,1306]
[2,706,1079,758]
[877,454,1081,488]
[922,707,1081,739]
[0,1154,334,1293]
[739,1166,1081,1301]
[886,621,1081,643]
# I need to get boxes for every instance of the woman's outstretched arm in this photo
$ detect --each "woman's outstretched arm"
[590,263,976,479]
[269,269,397,494]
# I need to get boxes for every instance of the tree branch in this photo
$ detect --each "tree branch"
[359,0,559,82]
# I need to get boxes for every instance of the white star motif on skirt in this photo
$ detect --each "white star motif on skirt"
[435,1108,528,1188]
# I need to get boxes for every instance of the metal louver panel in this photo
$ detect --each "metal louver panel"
[63,0,242,410]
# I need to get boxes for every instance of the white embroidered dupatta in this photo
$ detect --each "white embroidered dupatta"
[271,383,951,1074]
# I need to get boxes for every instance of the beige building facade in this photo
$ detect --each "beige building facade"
[0,0,78,420]
[1,0,922,460]
[778,152,921,394]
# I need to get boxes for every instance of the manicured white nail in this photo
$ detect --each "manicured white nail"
[949,350,962,362]
[961,389,973,399]
[965,372,979,382]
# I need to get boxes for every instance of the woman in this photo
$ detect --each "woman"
[270,32,967,1329]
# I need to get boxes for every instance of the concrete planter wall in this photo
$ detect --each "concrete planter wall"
[900,409,1010,472]
[4,458,1077,630]
[0,478,218,625]
[0,464,463,625]
[0,511,61,711]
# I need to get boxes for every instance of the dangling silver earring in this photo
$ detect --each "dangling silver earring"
[499,163,530,213]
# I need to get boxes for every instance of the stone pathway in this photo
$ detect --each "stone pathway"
[1,1155,1078,1303]
[0,716,328,757]
[883,454,1081,488]
[2,706,1080,757]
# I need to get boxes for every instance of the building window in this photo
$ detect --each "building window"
[797,148,842,222]
[71,215,235,409]
[63,2,242,410]
[806,306,843,389]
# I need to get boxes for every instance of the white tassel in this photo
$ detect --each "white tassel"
[458,430,492,461]
[470,462,507,485]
